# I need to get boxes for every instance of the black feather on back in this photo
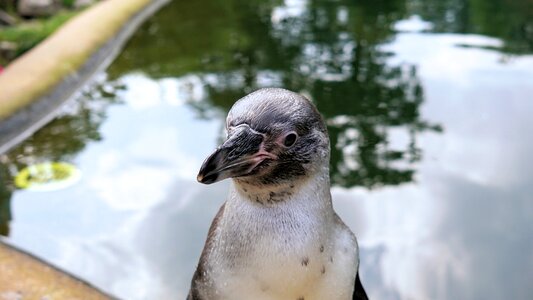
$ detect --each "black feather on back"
[353,272,369,300]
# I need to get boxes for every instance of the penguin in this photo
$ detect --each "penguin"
[189,88,368,300]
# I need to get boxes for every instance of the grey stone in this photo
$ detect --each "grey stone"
[74,0,96,9]
[17,0,60,17]
[0,10,16,26]
[0,41,17,60]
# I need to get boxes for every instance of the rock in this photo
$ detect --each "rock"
[0,41,17,60]
[74,0,95,9]
[0,10,17,26]
[17,0,60,17]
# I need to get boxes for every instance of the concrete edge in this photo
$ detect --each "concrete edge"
[0,0,170,155]
[0,238,118,299]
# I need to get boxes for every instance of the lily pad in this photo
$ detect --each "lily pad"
[14,162,81,191]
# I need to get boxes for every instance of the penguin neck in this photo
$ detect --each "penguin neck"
[214,165,335,258]
[231,164,332,208]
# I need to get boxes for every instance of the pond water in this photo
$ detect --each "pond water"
[1,0,532,299]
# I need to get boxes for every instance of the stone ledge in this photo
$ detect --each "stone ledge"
[0,239,115,299]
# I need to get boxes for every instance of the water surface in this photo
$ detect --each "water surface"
[1,0,532,299]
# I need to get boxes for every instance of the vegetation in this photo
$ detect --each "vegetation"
[62,0,76,8]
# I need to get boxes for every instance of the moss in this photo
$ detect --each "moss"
[0,11,78,59]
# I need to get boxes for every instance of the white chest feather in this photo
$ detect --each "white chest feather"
[202,178,359,300]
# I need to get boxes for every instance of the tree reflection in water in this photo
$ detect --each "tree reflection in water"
[2,0,529,233]
[112,0,443,188]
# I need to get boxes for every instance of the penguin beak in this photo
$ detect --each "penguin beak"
[197,126,277,184]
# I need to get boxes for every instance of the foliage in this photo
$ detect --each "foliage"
[62,0,76,8]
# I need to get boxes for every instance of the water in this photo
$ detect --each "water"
[1,0,532,299]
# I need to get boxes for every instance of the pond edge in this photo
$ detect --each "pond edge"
[0,0,170,155]
[0,238,117,298]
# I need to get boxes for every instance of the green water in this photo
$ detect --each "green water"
[1,0,532,299]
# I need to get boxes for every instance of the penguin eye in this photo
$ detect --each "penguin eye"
[283,132,298,147]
